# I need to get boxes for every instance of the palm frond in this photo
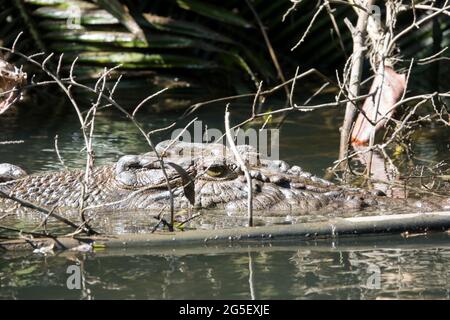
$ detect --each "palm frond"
[0,0,448,111]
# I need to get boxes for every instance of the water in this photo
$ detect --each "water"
[2,234,450,299]
[0,97,449,299]
[1,97,448,175]
[0,99,345,175]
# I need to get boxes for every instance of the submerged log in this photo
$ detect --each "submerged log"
[1,211,450,252]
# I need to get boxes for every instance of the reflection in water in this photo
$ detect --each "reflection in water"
[1,235,450,299]
[248,251,256,300]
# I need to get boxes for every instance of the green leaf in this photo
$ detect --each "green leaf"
[176,0,252,28]
[24,0,65,4]
[93,243,106,250]
[166,162,195,206]
[221,52,258,84]
[49,42,103,52]
[33,7,120,25]
[173,222,185,231]
[44,30,201,49]
[142,14,234,44]
[24,0,94,7]
[15,266,38,276]
[92,0,147,42]
[73,52,218,69]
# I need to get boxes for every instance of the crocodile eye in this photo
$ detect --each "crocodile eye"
[206,166,226,178]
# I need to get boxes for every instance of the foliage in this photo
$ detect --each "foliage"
[0,0,449,109]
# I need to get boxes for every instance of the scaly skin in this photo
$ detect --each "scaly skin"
[0,141,445,214]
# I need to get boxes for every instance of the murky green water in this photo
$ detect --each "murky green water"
[2,234,450,299]
[1,97,449,299]
[0,99,348,175]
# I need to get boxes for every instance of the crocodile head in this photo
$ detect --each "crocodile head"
[108,140,363,212]
[1,140,379,213]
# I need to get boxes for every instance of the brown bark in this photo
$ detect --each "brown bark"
[338,0,374,165]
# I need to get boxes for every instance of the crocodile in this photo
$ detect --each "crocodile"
[0,140,447,216]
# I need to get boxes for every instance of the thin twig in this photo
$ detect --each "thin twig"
[225,105,253,227]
